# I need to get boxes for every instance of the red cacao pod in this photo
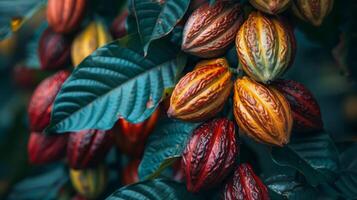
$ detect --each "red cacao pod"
[110,108,160,158]
[12,65,43,89]
[223,163,269,200]
[67,130,113,169]
[47,0,86,33]
[182,119,238,192]
[38,28,71,70]
[28,132,68,164]
[28,70,70,132]
[110,10,128,39]
[273,79,323,133]
[121,159,140,185]
[292,0,334,26]
[182,1,244,58]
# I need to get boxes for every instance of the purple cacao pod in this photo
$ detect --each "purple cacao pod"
[110,10,128,39]
[67,130,113,169]
[223,163,270,200]
[182,118,238,192]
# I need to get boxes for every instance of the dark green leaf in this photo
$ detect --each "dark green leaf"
[47,36,186,133]
[332,170,357,199]
[139,119,200,180]
[271,131,339,186]
[132,0,190,54]
[106,178,203,200]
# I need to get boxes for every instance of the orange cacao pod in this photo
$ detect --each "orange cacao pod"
[292,0,334,26]
[47,0,86,33]
[249,0,291,14]
[182,1,244,58]
[236,11,296,84]
[121,159,140,185]
[233,77,293,146]
[182,119,238,192]
[28,70,70,132]
[223,163,269,200]
[273,79,323,133]
[28,132,68,164]
[168,58,232,121]
[67,130,113,169]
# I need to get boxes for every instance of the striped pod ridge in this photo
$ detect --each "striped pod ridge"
[292,0,334,26]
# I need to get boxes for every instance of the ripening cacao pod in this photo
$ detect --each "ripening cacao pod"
[110,10,128,39]
[12,65,44,89]
[182,119,238,192]
[47,0,86,33]
[249,0,291,14]
[70,166,107,199]
[233,77,293,146]
[28,70,70,132]
[38,28,71,70]
[236,11,296,84]
[168,58,233,121]
[121,159,140,185]
[181,1,244,58]
[71,21,112,67]
[223,163,269,200]
[110,108,160,158]
[67,130,113,169]
[273,79,323,133]
[28,132,68,164]
[292,0,334,26]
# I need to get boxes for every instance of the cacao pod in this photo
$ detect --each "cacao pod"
[47,0,86,33]
[236,11,296,84]
[181,1,244,58]
[110,107,160,158]
[273,79,323,133]
[110,10,128,39]
[168,58,233,121]
[71,21,112,67]
[38,28,71,70]
[28,70,70,132]
[28,132,68,164]
[223,163,269,200]
[249,0,291,14]
[172,159,185,182]
[121,159,140,185]
[292,0,334,26]
[344,94,357,125]
[67,130,113,169]
[182,119,238,192]
[13,65,44,89]
[233,77,293,146]
[70,166,107,199]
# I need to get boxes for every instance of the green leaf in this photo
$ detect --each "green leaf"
[132,0,190,54]
[271,131,340,186]
[265,174,318,200]
[332,170,357,199]
[138,119,200,180]
[47,36,187,133]
[106,178,203,200]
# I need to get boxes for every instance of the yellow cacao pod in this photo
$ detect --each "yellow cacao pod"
[168,58,233,121]
[71,21,112,67]
[69,165,107,199]
[236,11,296,84]
[292,0,334,26]
[233,76,293,146]
[249,0,292,14]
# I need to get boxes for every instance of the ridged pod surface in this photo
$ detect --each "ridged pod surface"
[121,159,140,185]
[233,77,293,146]
[292,0,334,26]
[38,28,71,70]
[47,0,86,33]
[273,79,323,133]
[249,0,292,14]
[28,132,68,164]
[28,71,70,132]
[168,58,232,121]
[67,130,113,169]
[71,21,112,66]
[223,163,270,200]
[236,11,296,84]
[182,119,238,192]
[70,166,107,199]
[182,1,244,58]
